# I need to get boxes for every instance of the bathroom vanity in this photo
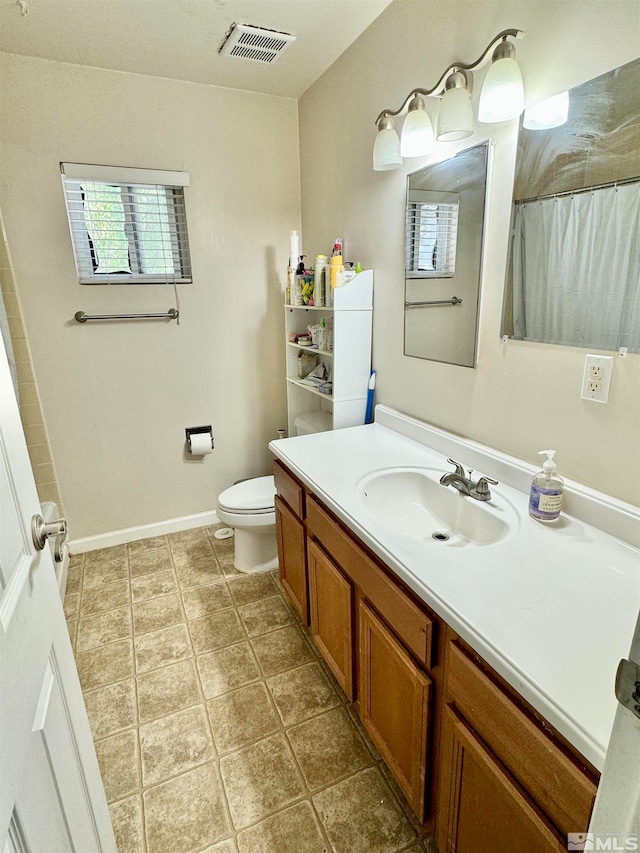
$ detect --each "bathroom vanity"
[269,406,639,851]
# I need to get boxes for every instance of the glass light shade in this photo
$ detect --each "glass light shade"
[401,106,434,157]
[436,87,474,142]
[373,124,402,171]
[523,91,569,130]
[478,57,524,123]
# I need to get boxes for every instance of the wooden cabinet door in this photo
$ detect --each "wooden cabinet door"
[359,600,431,820]
[437,704,566,853]
[275,494,308,624]
[308,540,354,700]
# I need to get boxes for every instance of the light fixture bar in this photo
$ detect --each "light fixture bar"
[374,28,524,126]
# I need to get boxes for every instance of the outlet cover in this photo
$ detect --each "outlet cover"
[581,354,613,403]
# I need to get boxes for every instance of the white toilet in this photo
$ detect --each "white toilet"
[217,411,332,573]
[217,476,277,574]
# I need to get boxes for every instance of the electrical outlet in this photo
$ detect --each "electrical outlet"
[581,354,613,403]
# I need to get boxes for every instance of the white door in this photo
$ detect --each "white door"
[589,607,640,844]
[0,336,116,850]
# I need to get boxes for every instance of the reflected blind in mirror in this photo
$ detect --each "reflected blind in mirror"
[61,163,192,285]
[405,190,459,278]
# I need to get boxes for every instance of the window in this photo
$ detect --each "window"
[405,190,459,278]
[61,163,192,284]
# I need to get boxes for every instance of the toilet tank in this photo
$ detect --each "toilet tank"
[294,411,332,436]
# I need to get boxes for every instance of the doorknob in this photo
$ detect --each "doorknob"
[31,514,68,563]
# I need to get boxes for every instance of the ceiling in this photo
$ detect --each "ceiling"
[0,0,392,98]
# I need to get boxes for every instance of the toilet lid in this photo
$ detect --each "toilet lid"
[218,475,276,513]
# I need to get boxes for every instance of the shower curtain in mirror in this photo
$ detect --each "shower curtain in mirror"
[512,182,640,352]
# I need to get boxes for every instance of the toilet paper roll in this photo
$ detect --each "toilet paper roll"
[189,432,212,455]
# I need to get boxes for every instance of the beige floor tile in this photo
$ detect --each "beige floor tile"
[132,592,184,635]
[201,841,238,853]
[143,762,230,853]
[83,557,128,589]
[207,682,279,754]
[267,662,340,727]
[131,570,177,603]
[129,546,173,578]
[128,535,168,556]
[251,624,314,677]
[227,573,278,606]
[63,592,79,621]
[169,526,210,546]
[171,537,216,567]
[217,552,243,578]
[196,642,261,699]
[238,595,294,637]
[95,729,140,803]
[68,552,85,569]
[313,766,416,853]
[219,734,305,830]
[182,581,233,620]
[81,579,130,616]
[188,608,246,655]
[209,534,234,561]
[139,704,216,787]
[134,623,192,674]
[67,619,77,651]
[65,564,82,595]
[109,795,146,853]
[84,679,137,739]
[84,544,127,566]
[137,658,202,723]
[236,800,328,853]
[76,606,132,652]
[288,706,374,791]
[175,555,224,589]
[77,639,134,691]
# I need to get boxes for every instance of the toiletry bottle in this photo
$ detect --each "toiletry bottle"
[314,255,327,307]
[529,450,564,523]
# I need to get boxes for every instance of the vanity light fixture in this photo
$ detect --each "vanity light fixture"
[373,115,403,171]
[523,90,569,130]
[373,28,525,171]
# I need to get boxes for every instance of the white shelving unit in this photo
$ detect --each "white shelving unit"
[284,269,373,436]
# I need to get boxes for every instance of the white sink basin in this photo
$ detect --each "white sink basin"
[357,467,519,547]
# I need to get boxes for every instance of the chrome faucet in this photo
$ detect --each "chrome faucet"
[439,458,498,502]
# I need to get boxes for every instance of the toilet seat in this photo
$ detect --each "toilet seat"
[217,475,276,515]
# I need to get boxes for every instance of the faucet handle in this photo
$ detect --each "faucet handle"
[475,476,498,499]
[446,458,465,477]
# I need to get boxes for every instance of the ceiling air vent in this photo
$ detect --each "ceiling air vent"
[218,23,296,64]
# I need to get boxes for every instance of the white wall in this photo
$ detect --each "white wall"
[299,0,640,505]
[0,54,299,538]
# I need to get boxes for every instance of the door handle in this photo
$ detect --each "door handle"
[31,514,68,563]
[615,658,640,720]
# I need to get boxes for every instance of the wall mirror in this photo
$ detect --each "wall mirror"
[404,141,489,368]
[501,58,640,352]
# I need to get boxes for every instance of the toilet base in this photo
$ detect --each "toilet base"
[233,525,278,574]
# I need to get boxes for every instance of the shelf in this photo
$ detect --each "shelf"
[286,378,333,401]
[285,304,332,311]
[287,342,334,358]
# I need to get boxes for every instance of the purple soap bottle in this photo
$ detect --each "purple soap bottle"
[529,450,564,523]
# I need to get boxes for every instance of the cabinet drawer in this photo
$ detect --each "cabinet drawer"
[307,496,433,669]
[273,460,305,519]
[447,641,597,836]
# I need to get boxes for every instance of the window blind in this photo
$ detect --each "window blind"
[61,164,192,285]
[405,190,459,278]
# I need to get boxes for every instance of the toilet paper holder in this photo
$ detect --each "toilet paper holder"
[185,425,214,454]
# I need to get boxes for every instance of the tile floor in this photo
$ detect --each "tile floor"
[64,524,436,853]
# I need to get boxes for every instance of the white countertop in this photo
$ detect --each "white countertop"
[269,407,640,771]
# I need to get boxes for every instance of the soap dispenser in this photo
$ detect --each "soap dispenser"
[529,450,564,523]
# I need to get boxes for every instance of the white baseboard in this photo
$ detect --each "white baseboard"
[68,510,220,554]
